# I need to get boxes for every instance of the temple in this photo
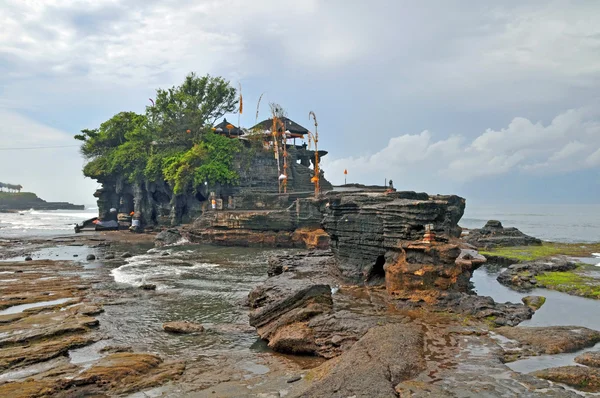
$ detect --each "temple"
[80,115,334,231]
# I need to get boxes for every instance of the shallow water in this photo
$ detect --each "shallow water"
[93,244,296,361]
[473,264,600,376]
[0,298,74,315]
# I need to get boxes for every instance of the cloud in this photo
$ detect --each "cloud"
[0,109,97,203]
[322,106,600,188]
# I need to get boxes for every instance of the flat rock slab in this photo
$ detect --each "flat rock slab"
[496,326,600,355]
[163,321,204,334]
[532,366,600,392]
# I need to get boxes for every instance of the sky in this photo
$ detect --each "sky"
[1,0,599,205]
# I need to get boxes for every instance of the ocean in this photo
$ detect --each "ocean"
[0,208,98,239]
[461,204,600,243]
[1,204,598,243]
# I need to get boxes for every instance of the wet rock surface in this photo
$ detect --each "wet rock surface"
[465,220,542,248]
[497,257,577,290]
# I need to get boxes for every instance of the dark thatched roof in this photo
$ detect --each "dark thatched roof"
[213,118,243,136]
[251,117,310,136]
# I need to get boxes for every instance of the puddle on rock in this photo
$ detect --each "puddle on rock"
[0,297,74,315]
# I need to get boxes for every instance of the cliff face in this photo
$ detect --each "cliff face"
[0,192,84,211]
[321,191,465,282]
[93,145,332,227]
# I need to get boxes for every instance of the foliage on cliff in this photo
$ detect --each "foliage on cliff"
[76,73,242,193]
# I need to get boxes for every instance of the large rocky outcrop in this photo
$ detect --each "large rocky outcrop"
[321,191,465,281]
[465,220,542,248]
[92,144,332,227]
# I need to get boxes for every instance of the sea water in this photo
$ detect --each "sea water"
[0,208,98,239]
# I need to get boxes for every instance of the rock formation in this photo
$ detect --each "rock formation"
[465,220,542,248]
[321,191,465,282]
[497,257,577,290]
[92,144,332,228]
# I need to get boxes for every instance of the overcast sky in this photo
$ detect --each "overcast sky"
[1,0,599,205]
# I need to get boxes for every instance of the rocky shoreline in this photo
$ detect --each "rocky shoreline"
[1,203,600,396]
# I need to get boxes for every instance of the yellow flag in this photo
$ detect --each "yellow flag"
[239,93,243,114]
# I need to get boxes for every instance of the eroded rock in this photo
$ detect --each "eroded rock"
[321,191,465,281]
[298,324,425,398]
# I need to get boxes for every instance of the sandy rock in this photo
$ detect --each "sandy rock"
[163,321,205,334]
[575,351,600,368]
[522,295,546,311]
[71,352,185,394]
[532,366,600,392]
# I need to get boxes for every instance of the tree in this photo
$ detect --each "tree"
[147,73,238,144]
[75,112,148,159]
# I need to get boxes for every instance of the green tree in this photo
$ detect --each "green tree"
[147,73,238,144]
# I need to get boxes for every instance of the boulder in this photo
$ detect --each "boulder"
[162,321,204,334]
[24,256,32,261]
[121,252,133,258]
[86,254,96,261]
[298,324,425,398]
[522,295,546,311]
[465,220,542,248]
[575,351,600,368]
[104,253,115,260]
[154,229,182,247]
[139,284,156,291]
